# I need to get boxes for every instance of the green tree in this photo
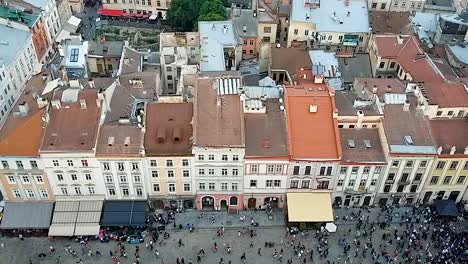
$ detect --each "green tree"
[167,0,202,31]
[198,0,226,22]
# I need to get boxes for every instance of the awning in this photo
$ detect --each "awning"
[149,14,157,20]
[286,193,334,222]
[48,200,103,236]
[0,202,53,229]
[434,199,458,217]
[68,16,82,29]
[98,7,123,17]
[101,200,147,226]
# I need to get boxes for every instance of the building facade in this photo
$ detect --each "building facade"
[103,0,171,17]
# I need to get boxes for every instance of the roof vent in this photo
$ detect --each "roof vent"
[107,136,114,146]
[348,140,355,148]
[124,136,130,147]
[309,104,318,113]
[243,25,247,33]
[80,99,87,109]
[173,128,181,142]
[263,139,271,148]
[372,85,378,94]
[363,140,371,148]
[18,102,29,117]
[450,146,456,155]
[157,128,166,143]
[404,135,414,145]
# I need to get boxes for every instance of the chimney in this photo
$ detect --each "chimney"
[51,99,61,109]
[96,98,101,108]
[88,79,95,89]
[37,97,48,108]
[464,146,468,155]
[437,146,443,155]
[396,35,404,45]
[80,99,87,109]
[97,88,105,101]
[314,75,324,83]
[243,25,247,33]
[157,128,166,143]
[357,110,364,128]
[450,146,456,155]
[309,104,318,113]
[173,128,181,142]
[386,85,392,93]
[403,100,410,111]
[372,85,378,94]
[18,102,29,116]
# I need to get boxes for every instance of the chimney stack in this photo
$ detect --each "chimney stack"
[464,146,468,155]
[88,79,95,89]
[403,101,410,111]
[437,146,443,155]
[18,102,29,116]
[80,99,87,109]
[450,146,456,155]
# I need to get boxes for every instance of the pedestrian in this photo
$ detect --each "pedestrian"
[155,249,160,258]
[258,248,261,256]
[19,234,24,240]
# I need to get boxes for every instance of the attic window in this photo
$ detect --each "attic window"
[263,139,271,149]
[347,140,355,148]
[363,140,371,148]
[404,135,414,145]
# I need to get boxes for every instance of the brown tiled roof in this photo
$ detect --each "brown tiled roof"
[193,78,244,147]
[340,128,386,164]
[0,74,50,156]
[430,119,468,156]
[354,78,406,101]
[422,81,468,108]
[96,125,144,157]
[40,89,101,152]
[335,91,380,116]
[383,97,435,147]
[370,11,412,34]
[284,83,341,160]
[144,102,193,156]
[244,100,289,157]
[120,47,143,74]
[270,46,312,78]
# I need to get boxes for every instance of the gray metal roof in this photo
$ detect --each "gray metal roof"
[228,8,258,37]
[0,202,54,229]
[0,25,32,66]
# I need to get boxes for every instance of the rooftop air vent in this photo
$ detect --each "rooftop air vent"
[348,140,355,148]
[363,140,371,148]
[404,135,414,145]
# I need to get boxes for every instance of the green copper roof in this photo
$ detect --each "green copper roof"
[0,5,39,28]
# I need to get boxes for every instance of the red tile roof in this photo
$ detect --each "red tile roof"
[430,119,468,157]
[284,83,341,160]
[422,81,468,107]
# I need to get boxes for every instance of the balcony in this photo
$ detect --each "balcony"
[344,186,369,194]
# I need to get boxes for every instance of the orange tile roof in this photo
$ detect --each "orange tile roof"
[0,74,49,156]
[284,83,342,160]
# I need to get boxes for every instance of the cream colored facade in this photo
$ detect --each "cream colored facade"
[144,156,195,210]
[0,158,54,201]
[257,21,278,46]
[368,0,391,11]
[69,0,84,14]
[390,0,425,12]
[103,0,171,17]
[421,157,468,203]
[87,57,121,77]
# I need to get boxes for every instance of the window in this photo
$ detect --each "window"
[182,159,189,166]
[122,188,130,196]
[1,160,8,169]
[71,173,77,181]
[389,62,396,68]
[30,161,38,169]
[208,169,215,175]
[165,170,174,178]
[183,170,190,177]
[267,164,275,173]
[232,183,238,190]
[157,0,160,6]
[430,176,439,185]
[263,37,271,42]
[20,175,29,183]
[351,167,359,174]
[209,183,215,190]
[13,189,22,198]
[443,176,452,185]
[449,161,459,170]
[199,169,205,175]
[387,173,395,181]
[413,173,422,181]
[379,62,385,68]
[293,166,300,175]
[184,184,190,192]
[337,179,344,186]
[108,188,116,196]
[436,161,446,170]
[16,161,24,169]
[88,186,95,195]
[405,160,414,168]
[275,165,283,174]
[67,160,73,167]
[251,164,258,173]
[457,176,466,184]
[397,185,405,192]
[383,185,391,193]
[57,174,64,181]
[274,180,281,187]
[134,175,141,182]
[233,155,239,161]
[419,160,427,168]
[301,180,310,188]
[290,180,299,188]
[436,111,442,116]
[265,180,272,187]
[359,179,367,187]
[400,173,409,182]
[7,175,15,183]
[249,40,254,45]
[119,175,127,183]
[340,167,347,174]
[232,169,238,176]
[370,179,377,186]
[25,189,35,198]
[117,162,125,171]
[85,173,92,181]
[328,35,332,41]
[410,185,418,193]
[152,170,158,178]
[103,162,110,171]
[166,160,173,167]
[153,184,160,192]
[305,30,309,36]
[198,183,205,190]
[363,167,371,174]
[250,180,257,187]
[136,188,143,196]
[61,187,69,195]
[81,160,89,167]
[294,29,298,35]
[221,183,228,190]
[221,169,227,176]
[150,160,157,167]
[348,179,355,187]
[392,160,400,167]
[131,163,139,171]
[263,26,271,33]
[208,155,214,160]
[304,166,311,175]
[222,155,228,161]
[381,3,386,9]
[40,189,48,198]
[372,3,377,8]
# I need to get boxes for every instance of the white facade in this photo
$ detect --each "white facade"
[25,0,62,43]
[99,159,148,200]
[287,161,339,192]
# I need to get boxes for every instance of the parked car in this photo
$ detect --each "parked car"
[127,235,144,244]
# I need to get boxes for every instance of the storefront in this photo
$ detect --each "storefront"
[243,194,285,210]
[0,201,54,236]
[286,192,334,223]
[196,194,243,211]
[101,200,147,227]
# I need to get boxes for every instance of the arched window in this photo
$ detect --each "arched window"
[229,196,238,206]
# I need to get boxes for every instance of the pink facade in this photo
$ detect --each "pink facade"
[243,194,285,210]
[196,194,243,211]
[242,37,257,59]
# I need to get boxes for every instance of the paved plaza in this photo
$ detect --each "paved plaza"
[0,206,466,264]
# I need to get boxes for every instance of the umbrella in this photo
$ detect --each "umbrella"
[325,222,337,233]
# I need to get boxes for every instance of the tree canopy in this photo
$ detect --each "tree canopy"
[167,0,227,31]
